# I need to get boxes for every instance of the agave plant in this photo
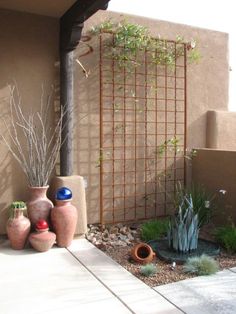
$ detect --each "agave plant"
[168,194,199,252]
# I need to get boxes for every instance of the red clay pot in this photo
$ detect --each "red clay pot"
[6,209,31,250]
[131,243,155,264]
[51,199,77,247]
[29,220,56,252]
[27,186,53,227]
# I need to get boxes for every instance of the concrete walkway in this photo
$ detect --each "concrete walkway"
[0,238,236,314]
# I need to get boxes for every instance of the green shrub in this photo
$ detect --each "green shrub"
[183,254,219,276]
[215,226,236,253]
[140,263,157,277]
[141,219,168,242]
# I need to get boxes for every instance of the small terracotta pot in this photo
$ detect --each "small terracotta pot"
[29,223,56,252]
[6,209,31,250]
[131,243,155,264]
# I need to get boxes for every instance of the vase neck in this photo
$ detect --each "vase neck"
[29,186,49,200]
[55,199,72,206]
[14,209,24,218]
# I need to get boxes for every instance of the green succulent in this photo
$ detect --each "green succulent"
[11,201,26,209]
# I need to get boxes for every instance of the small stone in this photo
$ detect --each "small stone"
[92,237,97,244]
[117,240,127,247]
[103,230,109,237]
[90,226,100,233]
[110,234,117,241]
[109,226,119,234]
[129,223,139,230]
[125,239,131,245]
[127,233,134,241]
[116,223,123,230]
[119,234,127,241]
[120,226,128,235]
[95,241,107,251]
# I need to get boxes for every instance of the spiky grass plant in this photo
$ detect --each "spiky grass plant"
[175,182,215,228]
[183,254,219,276]
[168,194,199,252]
[140,263,157,277]
[141,219,169,242]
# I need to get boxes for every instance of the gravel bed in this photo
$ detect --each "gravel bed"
[86,223,236,287]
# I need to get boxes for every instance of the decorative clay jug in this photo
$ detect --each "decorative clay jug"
[6,208,31,250]
[51,187,77,247]
[131,243,155,264]
[27,186,53,227]
[29,220,56,252]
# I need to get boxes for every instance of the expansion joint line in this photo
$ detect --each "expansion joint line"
[66,249,135,314]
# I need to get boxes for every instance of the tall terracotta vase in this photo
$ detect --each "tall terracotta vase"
[27,186,53,227]
[51,198,78,247]
[6,209,31,250]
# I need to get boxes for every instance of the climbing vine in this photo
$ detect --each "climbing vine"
[90,19,200,68]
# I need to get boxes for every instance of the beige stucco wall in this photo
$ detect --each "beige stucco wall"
[0,9,59,234]
[192,149,236,225]
[0,9,230,230]
[74,10,229,224]
[82,11,229,148]
[207,110,236,150]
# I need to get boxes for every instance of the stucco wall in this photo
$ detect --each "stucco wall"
[0,9,59,234]
[207,110,236,150]
[74,10,229,224]
[192,149,236,225]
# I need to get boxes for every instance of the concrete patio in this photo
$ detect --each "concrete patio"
[1,238,236,314]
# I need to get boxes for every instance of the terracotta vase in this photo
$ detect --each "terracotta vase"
[27,186,53,227]
[29,220,56,252]
[6,209,31,250]
[51,199,77,247]
[130,243,155,264]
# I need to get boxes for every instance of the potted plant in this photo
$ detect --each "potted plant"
[1,85,63,226]
[6,201,31,250]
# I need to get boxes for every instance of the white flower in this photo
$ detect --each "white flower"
[205,201,210,208]
[219,189,227,195]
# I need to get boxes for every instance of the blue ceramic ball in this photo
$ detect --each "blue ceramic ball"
[56,187,72,200]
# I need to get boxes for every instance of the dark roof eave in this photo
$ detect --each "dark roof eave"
[60,0,110,52]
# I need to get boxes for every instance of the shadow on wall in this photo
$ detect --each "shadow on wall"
[192,149,236,225]
[0,85,30,233]
[74,34,101,224]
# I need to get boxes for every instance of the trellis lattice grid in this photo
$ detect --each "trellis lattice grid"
[99,32,187,225]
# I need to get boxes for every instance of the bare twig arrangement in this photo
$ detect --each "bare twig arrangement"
[1,85,63,187]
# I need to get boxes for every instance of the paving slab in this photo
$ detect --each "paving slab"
[68,239,182,314]
[155,269,236,314]
[0,239,131,314]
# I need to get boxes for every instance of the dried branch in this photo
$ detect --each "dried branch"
[0,85,64,187]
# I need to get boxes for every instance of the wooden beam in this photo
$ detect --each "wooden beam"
[60,0,110,52]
